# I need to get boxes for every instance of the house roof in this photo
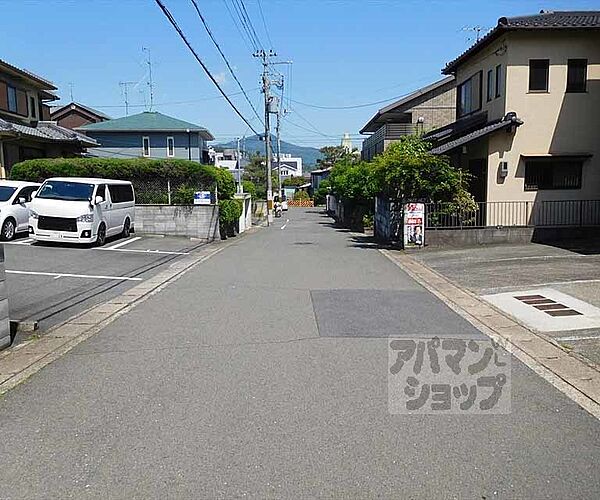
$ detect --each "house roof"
[50,102,111,121]
[430,113,523,155]
[444,10,600,74]
[78,111,214,140]
[0,58,58,91]
[360,76,456,134]
[0,118,98,146]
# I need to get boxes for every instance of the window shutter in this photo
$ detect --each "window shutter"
[0,82,7,111]
[16,89,28,116]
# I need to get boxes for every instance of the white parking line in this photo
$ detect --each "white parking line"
[11,238,34,245]
[104,236,142,250]
[556,334,600,342]
[6,270,142,281]
[281,219,290,230]
[97,248,189,256]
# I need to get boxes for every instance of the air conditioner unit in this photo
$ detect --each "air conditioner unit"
[499,161,509,177]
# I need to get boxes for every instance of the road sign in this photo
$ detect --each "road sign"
[194,191,212,205]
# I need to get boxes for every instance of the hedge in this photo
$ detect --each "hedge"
[219,199,243,239]
[10,157,236,200]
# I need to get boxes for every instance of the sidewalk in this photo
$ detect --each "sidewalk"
[0,209,598,498]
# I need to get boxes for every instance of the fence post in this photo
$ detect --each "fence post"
[167,179,172,205]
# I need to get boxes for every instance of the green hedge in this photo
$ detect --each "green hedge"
[219,199,243,239]
[10,157,236,200]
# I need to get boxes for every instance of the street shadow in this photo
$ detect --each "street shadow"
[317,220,352,232]
[536,236,600,255]
[347,233,392,250]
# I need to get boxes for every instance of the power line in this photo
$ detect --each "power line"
[221,0,254,51]
[256,0,273,49]
[189,0,264,127]
[153,0,260,136]
[289,90,417,110]
[234,0,264,50]
[229,0,261,50]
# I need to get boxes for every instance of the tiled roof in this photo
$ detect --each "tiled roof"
[0,118,98,146]
[51,102,111,121]
[430,113,523,155]
[78,111,214,140]
[444,10,600,74]
[0,58,57,90]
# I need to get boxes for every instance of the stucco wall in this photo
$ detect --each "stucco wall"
[87,131,206,161]
[134,205,220,241]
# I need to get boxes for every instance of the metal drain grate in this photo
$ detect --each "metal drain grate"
[514,294,582,317]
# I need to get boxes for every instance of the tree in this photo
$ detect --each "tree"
[313,179,331,205]
[328,160,376,206]
[242,153,277,199]
[371,136,471,203]
[318,145,356,168]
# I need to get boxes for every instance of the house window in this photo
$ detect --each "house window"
[495,65,502,98]
[7,85,17,113]
[524,159,583,190]
[529,59,549,92]
[167,136,175,157]
[457,71,482,117]
[142,136,150,157]
[486,69,493,102]
[29,96,37,119]
[566,59,587,93]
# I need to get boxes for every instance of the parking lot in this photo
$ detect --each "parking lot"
[4,233,206,342]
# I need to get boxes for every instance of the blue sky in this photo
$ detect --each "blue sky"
[2,0,598,148]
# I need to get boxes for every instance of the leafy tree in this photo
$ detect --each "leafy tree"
[293,190,310,201]
[242,153,277,199]
[242,180,257,198]
[328,160,377,205]
[313,179,331,205]
[371,136,470,203]
[318,145,355,168]
[282,176,309,187]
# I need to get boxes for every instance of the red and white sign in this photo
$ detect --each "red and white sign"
[404,203,425,247]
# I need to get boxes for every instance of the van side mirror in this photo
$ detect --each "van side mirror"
[95,195,104,204]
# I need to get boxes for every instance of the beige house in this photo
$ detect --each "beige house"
[360,76,456,161]
[426,10,600,225]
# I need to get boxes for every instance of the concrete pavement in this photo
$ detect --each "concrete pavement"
[0,208,599,498]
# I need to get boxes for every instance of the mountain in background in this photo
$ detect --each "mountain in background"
[215,135,323,171]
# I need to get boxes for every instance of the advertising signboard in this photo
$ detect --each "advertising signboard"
[404,202,425,248]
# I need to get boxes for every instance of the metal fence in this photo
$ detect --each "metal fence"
[133,179,216,205]
[425,200,600,229]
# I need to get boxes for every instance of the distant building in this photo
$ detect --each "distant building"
[0,58,97,176]
[50,102,110,130]
[78,111,214,163]
[311,166,332,192]
[209,147,247,182]
[341,132,353,152]
[360,76,456,161]
[272,153,303,178]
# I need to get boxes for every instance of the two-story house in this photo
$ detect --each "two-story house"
[360,76,456,161]
[78,111,214,163]
[0,59,97,177]
[425,10,600,218]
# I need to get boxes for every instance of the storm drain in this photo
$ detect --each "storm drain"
[514,294,582,317]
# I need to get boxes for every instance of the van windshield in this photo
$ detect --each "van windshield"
[37,181,95,201]
[0,186,17,202]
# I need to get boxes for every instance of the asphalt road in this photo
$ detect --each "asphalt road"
[4,233,205,337]
[0,208,599,498]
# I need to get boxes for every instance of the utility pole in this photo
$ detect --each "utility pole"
[236,137,242,194]
[254,49,276,225]
[142,47,154,111]
[276,104,282,199]
[119,81,136,116]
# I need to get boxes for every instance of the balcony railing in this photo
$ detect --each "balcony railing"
[362,123,416,151]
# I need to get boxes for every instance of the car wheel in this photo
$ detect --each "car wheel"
[0,218,16,241]
[122,218,131,238]
[95,223,107,247]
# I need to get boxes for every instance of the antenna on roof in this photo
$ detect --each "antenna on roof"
[142,47,154,111]
[68,82,74,102]
[460,25,491,43]
[119,81,136,116]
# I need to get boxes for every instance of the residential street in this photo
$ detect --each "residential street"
[0,208,599,498]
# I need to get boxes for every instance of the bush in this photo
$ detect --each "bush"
[242,180,257,199]
[10,157,236,200]
[219,199,243,239]
[293,190,310,201]
[171,185,196,205]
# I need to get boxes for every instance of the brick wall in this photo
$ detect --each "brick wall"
[134,205,220,241]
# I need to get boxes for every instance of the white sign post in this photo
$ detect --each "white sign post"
[403,202,425,248]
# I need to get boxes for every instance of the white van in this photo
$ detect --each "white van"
[0,180,41,241]
[29,177,135,246]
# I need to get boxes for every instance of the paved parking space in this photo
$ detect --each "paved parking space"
[411,241,600,366]
[3,233,205,341]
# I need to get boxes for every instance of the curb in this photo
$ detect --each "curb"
[380,248,600,420]
[0,229,259,395]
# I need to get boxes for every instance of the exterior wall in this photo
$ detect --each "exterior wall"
[412,85,457,132]
[487,30,600,203]
[454,36,509,123]
[54,110,102,130]
[86,131,205,161]
[134,205,219,240]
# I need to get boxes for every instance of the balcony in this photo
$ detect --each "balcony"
[361,123,416,160]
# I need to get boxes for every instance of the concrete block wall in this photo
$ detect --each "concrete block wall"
[0,246,10,350]
[135,205,220,241]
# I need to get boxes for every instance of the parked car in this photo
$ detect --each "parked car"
[29,177,135,246]
[0,180,41,241]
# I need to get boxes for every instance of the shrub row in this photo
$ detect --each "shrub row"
[10,157,236,200]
